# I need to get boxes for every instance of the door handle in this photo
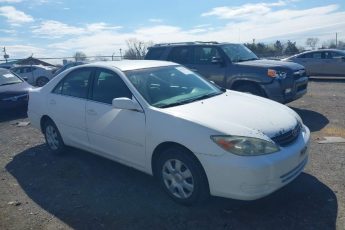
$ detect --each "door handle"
[49,99,56,105]
[87,109,97,116]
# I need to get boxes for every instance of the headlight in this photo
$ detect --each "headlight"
[267,69,287,79]
[211,135,280,156]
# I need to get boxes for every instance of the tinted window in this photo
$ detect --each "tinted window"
[312,52,322,59]
[146,48,166,60]
[91,69,132,104]
[330,51,345,58]
[168,47,193,64]
[194,47,221,64]
[60,69,92,99]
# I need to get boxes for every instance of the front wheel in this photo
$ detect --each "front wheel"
[43,119,66,154]
[156,147,209,205]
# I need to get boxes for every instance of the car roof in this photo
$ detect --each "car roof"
[11,65,55,69]
[84,60,178,71]
[301,49,345,54]
[150,41,238,48]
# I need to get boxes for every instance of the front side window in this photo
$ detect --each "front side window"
[194,47,221,64]
[55,68,92,99]
[312,52,322,59]
[91,69,132,104]
[221,44,258,63]
[125,65,223,108]
[168,47,193,64]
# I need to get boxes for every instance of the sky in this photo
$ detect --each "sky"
[1,0,345,62]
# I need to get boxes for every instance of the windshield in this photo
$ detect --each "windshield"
[0,69,23,86]
[221,44,258,63]
[125,66,223,108]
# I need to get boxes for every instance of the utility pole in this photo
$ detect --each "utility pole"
[336,32,338,48]
[119,48,122,59]
[3,47,9,63]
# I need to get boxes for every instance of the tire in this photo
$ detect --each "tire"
[156,147,209,205]
[235,83,265,97]
[43,119,66,154]
[36,77,49,87]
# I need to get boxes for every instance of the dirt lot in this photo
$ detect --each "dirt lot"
[0,80,344,230]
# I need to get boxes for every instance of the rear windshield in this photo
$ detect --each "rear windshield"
[0,69,23,86]
[145,47,166,60]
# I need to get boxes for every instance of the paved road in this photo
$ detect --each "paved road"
[0,80,344,230]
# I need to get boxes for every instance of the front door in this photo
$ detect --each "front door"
[85,68,146,168]
[188,46,226,86]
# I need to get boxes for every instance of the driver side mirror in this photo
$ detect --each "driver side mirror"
[112,97,143,112]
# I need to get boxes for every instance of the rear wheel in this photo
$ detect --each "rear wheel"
[36,77,49,87]
[156,147,209,205]
[43,119,65,154]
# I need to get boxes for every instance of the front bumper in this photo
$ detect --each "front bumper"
[262,76,308,103]
[197,125,310,200]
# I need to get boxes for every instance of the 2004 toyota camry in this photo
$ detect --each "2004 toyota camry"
[28,60,310,205]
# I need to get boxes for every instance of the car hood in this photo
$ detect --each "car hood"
[161,91,299,139]
[237,59,304,71]
[0,81,32,96]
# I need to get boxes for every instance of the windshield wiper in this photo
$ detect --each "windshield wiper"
[158,92,223,108]
[236,57,258,62]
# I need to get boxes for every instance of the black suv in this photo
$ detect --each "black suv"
[145,42,308,103]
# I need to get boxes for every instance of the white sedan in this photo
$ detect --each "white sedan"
[28,60,310,205]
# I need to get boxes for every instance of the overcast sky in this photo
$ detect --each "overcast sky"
[1,0,345,61]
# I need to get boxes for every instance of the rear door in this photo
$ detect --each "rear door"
[325,51,345,76]
[47,67,93,147]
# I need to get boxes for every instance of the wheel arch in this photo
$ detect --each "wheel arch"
[231,80,267,97]
[151,142,209,184]
[40,115,53,133]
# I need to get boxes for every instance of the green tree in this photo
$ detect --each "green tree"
[274,40,284,55]
[284,40,299,55]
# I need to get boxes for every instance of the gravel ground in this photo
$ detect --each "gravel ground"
[0,79,344,230]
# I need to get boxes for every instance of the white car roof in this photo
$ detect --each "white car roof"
[87,60,178,71]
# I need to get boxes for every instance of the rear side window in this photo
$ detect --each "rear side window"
[91,69,132,104]
[53,68,92,99]
[146,47,166,60]
[168,47,193,64]
[194,47,221,64]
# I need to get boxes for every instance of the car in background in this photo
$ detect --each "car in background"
[283,49,345,77]
[53,61,88,77]
[11,65,57,87]
[145,41,308,104]
[28,60,310,205]
[0,68,32,110]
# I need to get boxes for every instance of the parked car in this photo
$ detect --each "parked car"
[11,65,57,87]
[53,61,88,77]
[282,49,345,77]
[28,60,310,205]
[145,42,308,104]
[0,68,32,110]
